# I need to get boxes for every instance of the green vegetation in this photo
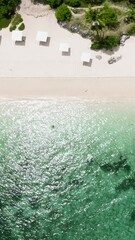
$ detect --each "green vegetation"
[127,24,135,35]
[83,3,121,49]
[64,0,81,7]
[18,22,25,31]
[9,25,16,31]
[98,3,118,28]
[91,35,120,50]
[0,0,21,30]
[47,0,63,8]
[1,0,135,50]
[129,0,135,3]
[0,18,11,30]
[102,35,120,49]
[9,13,24,31]
[86,3,119,29]
[42,0,135,50]
[126,7,135,22]
[55,3,72,22]
[43,0,106,9]
[0,0,21,19]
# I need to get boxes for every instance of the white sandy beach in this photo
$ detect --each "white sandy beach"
[0,0,135,100]
[0,77,135,102]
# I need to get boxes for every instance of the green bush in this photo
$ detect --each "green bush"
[55,3,72,22]
[91,40,102,49]
[18,22,25,30]
[47,0,63,8]
[85,3,118,29]
[64,0,81,7]
[82,0,104,4]
[127,24,135,35]
[9,13,24,32]
[91,35,120,50]
[0,18,11,30]
[98,3,118,29]
[9,25,16,31]
[85,8,97,23]
[126,8,135,23]
[102,35,120,50]
[110,0,123,2]
[0,0,21,19]
[128,0,135,3]
[11,13,23,26]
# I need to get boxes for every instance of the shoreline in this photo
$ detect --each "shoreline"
[0,77,135,102]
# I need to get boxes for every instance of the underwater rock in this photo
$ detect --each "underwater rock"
[100,157,131,173]
[10,187,22,201]
[69,178,83,186]
[29,196,40,209]
[100,163,113,172]
[131,209,135,221]
[0,211,13,240]
[71,179,79,185]
[0,199,5,209]
[116,176,135,192]
[14,208,24,218]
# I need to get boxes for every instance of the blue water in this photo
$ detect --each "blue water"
[0,100,135,240]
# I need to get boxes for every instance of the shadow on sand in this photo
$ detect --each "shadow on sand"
[15,36,26,46]
[39,37,51,47]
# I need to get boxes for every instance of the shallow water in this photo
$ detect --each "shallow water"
[0,100,135,240]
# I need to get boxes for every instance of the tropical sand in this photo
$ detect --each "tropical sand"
[0,0,135,100]
[0,77,134,102]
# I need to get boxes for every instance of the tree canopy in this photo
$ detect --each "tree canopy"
[86,3,118,29]
[55,3,72,21]
[0,0,21,18]
[1,0,135,50]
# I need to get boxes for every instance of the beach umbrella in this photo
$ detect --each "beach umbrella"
[36,31,48,43]
[12,30,23,41]
[59,42,69,53]
[81,53,92,63]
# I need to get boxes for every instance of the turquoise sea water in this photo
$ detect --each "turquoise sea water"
[0,100,135,240]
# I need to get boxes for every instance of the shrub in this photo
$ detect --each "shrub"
[9,25,16,31]
[128,0,135,3]
[127,24,135,35]
[126,8,135,23]
[98,3,118,29]
[0,18,11,30]
[47,0,63,8]
[102,35,120,50]
[91,40,102,49]
[18,22,25,30]
[85,8,97,23]
[55,3,72,22]
[9,13,24,32]
[11,13,23,26]
[111,0,123,2]
[91,35,120,50]
[0,0,21,19]
[85,4,118,29]
[64,0,81,7]
[83,0,105,4]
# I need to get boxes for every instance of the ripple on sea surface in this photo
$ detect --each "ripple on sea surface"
[0,100,135,239]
